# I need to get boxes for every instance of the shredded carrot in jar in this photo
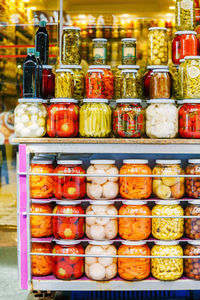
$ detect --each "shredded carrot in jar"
[32,243,52,276]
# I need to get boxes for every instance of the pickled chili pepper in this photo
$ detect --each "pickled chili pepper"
[180,31,198,59]
[85,69,104,98]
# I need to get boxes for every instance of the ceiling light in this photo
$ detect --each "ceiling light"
[23,0,30,2]
[169,6,175,9]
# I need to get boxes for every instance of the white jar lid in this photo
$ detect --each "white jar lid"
[42,65,53,69]
[121,38,137,42]
[176,30,197,35]
[116,99,141,103]
[154,241,179,246]
[32,200,51,204]
[118,65,140,69]
[33,154,54,161]
[180,59,185,63]
[56,201,81,206]
[156,160,181,164]
[56,69,73,73]
[31,159,53,165]
[177,100,183,104]
[121,69,137,73]
[152,69,169,73]
[89,241,113,245]
[148,99,175,104]
[83,99,108,103]
[182,99,200,104]
[89,65,111,69]
[188,200,200,205]
[90,200,114,205]
[149,27,167,31]
[90,159,115,164]
[87,69,104,73]
[123,159,148,164]
[18,98,43,103]
[121,241,146,246]
[155,200,180,205]
[188,159,200,164]
[122,200,148,205]
[57,160,82,165]
[50,98,78,103]
[92,38,107,42]
[184,56,200,60]
[188,241,200,246]
[55,240,81,245]
[63,26,81,31]
[60,64,82,69]
[147,65,169,70]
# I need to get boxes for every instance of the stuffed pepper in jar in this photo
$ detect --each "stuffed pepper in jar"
[118,241,150,281]
[152,160,185,200]
[52,201,84,240]
[184,241,200,280]
[47,99,79,138]
[86,201,118,240]
[120,159,152,200]
[54,160,85,200]
[185,200,200,239]
[32,243,52,276]
[53,241,84,280]
[119,201,151,240]
[113,99,145,138]
[186,160,200,198]
[152,201,184,240]
[179,100,200,138]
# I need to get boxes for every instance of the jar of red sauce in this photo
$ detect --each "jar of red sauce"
[144,66,169,99]
[53,159,86,200]
[85,69,104,98]
[179,99,200,138]
[172,32,182,64]
[180,31,198,59]
[42,65,55,99]
[47,99,79,138]
[52,201,84,239]
[53,241,84,280]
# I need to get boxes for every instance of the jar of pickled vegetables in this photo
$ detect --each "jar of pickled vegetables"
[172,65,182,99]
[179,100,200,138]
[121,70,141,99]
[172,32,182,64]
[55,69,74,99]
[62,65,84,100]
[119,201,151,240]
[148,27,168,65]
[185,200,200,238]
[92,38,107,65]
[14,98,47,138]
[86,201,118,240]
[32,243,52,276]
[53,160,86,200]
[30,159,54,199]
[150,69,171,99]
[151,241,183,280]
[47,99,79,138]
[52,201,84,239]
[180,31,198,59]
[30,200,52,238]
[79,99,112,138]
[85,69,104,98]
[113,99,145,138]
[146,100,178,139]
[152,160,185,200]
[61,27,81,65]
[118,241,150,281]
[176,0,195,31]
[186,160,200,198]
[88,65,114,99]
[42,65,55,99]
[120,159,152,200]
[184,241,200,279]
[152,201,184,240]
[85,241,117,281]
[121,38,137,65]
[53,241,84,280]
[179,59,186,98]
[144,66,169,98]
[183,56,200,98]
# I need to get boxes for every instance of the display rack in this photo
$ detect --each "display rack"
[14,138,200,292]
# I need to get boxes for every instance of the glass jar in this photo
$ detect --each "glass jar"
[118,241,150,281]
[53,241,84,280]
[52,201,84,239]
[85,69,104,98]
[113,99,145,138]
[179,59,186,98]
[88,65,114,99]
[183,56,200,98]
[79,99,112,138]
[152,160,185,200]
[86,201,118,240]
[62,65,85,100]
[86,160,119,200]
[151,241,184,280]
[152,201,184,240]
[148,27,168,65]
[61,27,81,65]
[176,0,195,31]
[119,201,151,240]
[92,38,107,65]
[186,160,200,198]
[32,243,52,276]
[150,69,171,99]
[172,32,182,64]
[184,241,200,279]
[14,98,47,138]
[172,65,182,99]
[30,159,54,199]
[144,66,169,98]
[146,99,178,138]
[121,69,141,99]
[42,65,55,99]
[121,38,137,65]
[120,159,152,200]
[85,241,117,281]
[55,69,74,99]
[53,160,86,200]
[30,200,52,238]
[179,100,200,138]
[185,200,200,238]
[180,31,198,59]
[47,99,79,138]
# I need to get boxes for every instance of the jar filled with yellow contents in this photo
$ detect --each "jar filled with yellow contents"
[148,27,168,65]
[55,69,74,98]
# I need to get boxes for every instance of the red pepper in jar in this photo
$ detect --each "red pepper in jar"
[85,69,105,98]
[172,32,182,64]
[180,31,198,60]
[179,100,200,138]
[89,66,114,99]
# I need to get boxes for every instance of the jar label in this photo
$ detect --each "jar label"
[93,47,107,61]
[188,66,200,78]
[181,0,193,10]
[122,47,136,60]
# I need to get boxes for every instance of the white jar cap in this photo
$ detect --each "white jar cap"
[50,98,78,103]
[31,159,53,165]
[122,200,148,205]
[55,240,81,245]
[32,200,51,204]
[121,241,146,246]
[176,30,197,35]
[155,200,180,205]
[149,27,167,31]
[156,160,181,164]
[60,64,82,69]
[123,159,148,164]
[154,241,179,246]
[118,65,140,69]
[147,65,169,70]
[121,38,136,42]
[55,201,81,206]
[42,65,53,69]
[89,65,111,69]
[57,160,82,165]
[182,99,200,104]
[89,241,113,245]
[188,200,200,205]
[90,160,115,164]
[90,200,114,205]
[92,38,107,42]
[184,56,200,60]
[188,241,200,246]
[18,98,43,103]
[83,99,108,103]
[87,69,104,73]
[148,99,175,104]
[116,99,141,103]
[188,159,200,164]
